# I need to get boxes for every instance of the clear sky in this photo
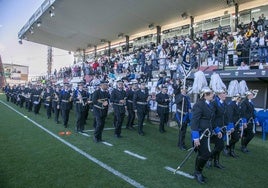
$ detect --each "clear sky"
[0,0,73,77]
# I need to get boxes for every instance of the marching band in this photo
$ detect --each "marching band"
[3,77,260,184]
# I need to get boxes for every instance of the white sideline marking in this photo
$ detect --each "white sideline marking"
[124,150,147,160]
[84,125,138,132]
[79,132,90,137]
[84,127,115,132]
[0,100,145,188]
[164,166,194,179]
[102,142,113,146]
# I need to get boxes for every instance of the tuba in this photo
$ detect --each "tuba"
[251,89,258,98]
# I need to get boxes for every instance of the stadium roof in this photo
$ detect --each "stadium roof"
[18,0,254,52]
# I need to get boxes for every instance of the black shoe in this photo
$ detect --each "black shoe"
[214,161,225,169]
[130,126,136,130]
[223,147,230,156]
[230,151,239,158]
[139,132,144,136]
[206,160,212,168]
[115,134,122,138]
[241,146,249,153]
[179,146,187,151]
[194,171,205,184]
[93,137,99,143]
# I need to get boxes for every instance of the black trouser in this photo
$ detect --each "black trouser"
[195,136,211,172]
[19,98,25,108]
[241,123,254,148]
[46,103,52,118]
[227,128,240,149]
[61,109,70,127]
[53,106,60,123]
[114,111,125,136]
[84,105,90,121]
[228,54,234,66]
[75,104,86,132]
[6,95,10,102]
[28,101,33,112]
[157,111,169,132]
[137,111,146,134]
[178,122,188,147]
[126,108,135,128]
[33,102,41,114]
[94,115,106,141]
[210,134,224,161]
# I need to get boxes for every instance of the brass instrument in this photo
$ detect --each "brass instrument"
[69,91,73,102]
[97,98,108,107]
[46,96,51,101]
[77,90,85,106]
[40,90,45,99]
[97,98,108,103]
[120,97,127,105]
[251,89,258,98]
[53,93,59,101]
[36,90,45,104]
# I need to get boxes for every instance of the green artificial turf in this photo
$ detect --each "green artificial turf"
[0,94,268,188]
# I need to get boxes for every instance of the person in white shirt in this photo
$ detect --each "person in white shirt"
[227,36,235,66]
[237,62,250,70]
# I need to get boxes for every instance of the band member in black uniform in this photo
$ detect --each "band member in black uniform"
[126,82,138,130]
[83,85,92,124]
[52,86,61,124]
[191,87,215,184]
[59,83,72,128]
[92,81,110,142]
[175,86,191,150]
[133,82,151,136]
[240,90,259,153]
[73,82,88,133]
[17,85,26,108]
[25,84,33,112]
[43,86,53,119]
[225,94,241,158]
[4,84,11,102]
[111,80,127,138]
[10,85,17,104]
[156,85,170,133]
[31,85,43,115]
[207,89,226,169]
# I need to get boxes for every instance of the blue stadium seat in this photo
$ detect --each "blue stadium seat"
[256,110,268,140]
[262,120,268,141]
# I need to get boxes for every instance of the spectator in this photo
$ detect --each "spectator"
[237,61,250,70]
